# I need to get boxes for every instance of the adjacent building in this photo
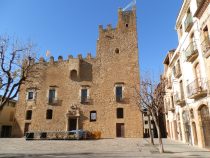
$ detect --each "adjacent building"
[0,98,16,138]
[163,0,210,148]
[12,7,143,138]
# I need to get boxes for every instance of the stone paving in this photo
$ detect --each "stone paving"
[0,138,209,158]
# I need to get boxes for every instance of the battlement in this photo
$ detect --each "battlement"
[36,53,94,65]
[98,7,136,38]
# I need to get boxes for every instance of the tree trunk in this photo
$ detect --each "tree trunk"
[151,110,164,153]
[148,113,154,145]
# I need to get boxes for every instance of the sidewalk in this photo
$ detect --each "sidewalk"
[0,138,208,158]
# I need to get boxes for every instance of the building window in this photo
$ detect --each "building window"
[116,86,123,102]
[46,109,53,119]
[145,121,148,124]
[70,70,77,80]
[27,89,35,101]
[48,89,56,104]
[90,111,96,122]
[81,88,88,103]
[115,48,119,54]
[26,110,32,120]
[117,108,124,118]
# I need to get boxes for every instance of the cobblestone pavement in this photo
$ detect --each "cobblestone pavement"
[0,138,209,158]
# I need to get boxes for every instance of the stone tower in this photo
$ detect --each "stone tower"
[13,7,143,138]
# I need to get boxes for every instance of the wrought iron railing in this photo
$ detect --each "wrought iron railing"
[174,92,185,104]
[186,78,208,98]
[185,42,198,61]
[201,38,210,55]
[48,98,59,105]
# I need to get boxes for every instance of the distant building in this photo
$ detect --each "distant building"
[143,110,157,138]
[163,0,210,149]
[0,98,16,138]
[13,7,143,138]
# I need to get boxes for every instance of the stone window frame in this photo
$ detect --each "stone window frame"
[79,86,90,103]
[47,86,58,104]
[114,83,125,101]
[46,109,53,120]
[25,110,32,120]
[26,89,36,101]
[116,108,124,119]
[90,110,97,122]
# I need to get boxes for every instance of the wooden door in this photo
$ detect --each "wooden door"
[69,118,77,131]
[200,106,210,147]
[116,123,124,137]
[24,123,31,135]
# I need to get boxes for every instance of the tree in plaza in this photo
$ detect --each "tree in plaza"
[0,36,37,110]
[134,74,165,153]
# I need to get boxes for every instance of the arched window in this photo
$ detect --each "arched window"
[46,109,53,119]
[117,108,124,118]
[26,110,32,120]
[70,70,77,80]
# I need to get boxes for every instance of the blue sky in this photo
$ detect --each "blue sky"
[0,0,182,81]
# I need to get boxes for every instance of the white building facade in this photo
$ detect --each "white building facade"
[163,0,210,149]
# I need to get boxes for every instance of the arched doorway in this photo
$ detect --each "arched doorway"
[192,122,198,145]
[200,105,210,147]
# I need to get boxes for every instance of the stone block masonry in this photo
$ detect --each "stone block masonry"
[13,7,143,138]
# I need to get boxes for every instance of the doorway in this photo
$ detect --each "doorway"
[69,118,77,131]
[200,105,210,147]
[1,126,12,138]
[116,123,124,137]
[24,123,31,135]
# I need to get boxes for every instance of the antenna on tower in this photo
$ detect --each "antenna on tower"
[123,0,136,11]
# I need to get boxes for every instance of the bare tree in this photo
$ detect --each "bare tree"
[0,36,37,110]
[134,75,165,153]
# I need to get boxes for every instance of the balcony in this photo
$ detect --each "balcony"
[173,65,182,78]
[48,98,60,105]
[81,97,93,105]
[174,92,185,106]
[187,78,208,99]
[184,14,193,32]
[201,38,210,58]
[185,42,199,62]
[116,96,129,104]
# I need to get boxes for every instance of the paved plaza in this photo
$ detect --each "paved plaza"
[0,138,209,158]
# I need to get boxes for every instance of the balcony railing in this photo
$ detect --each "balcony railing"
[174,92,185,106]
[81,97,92,104]
[187,78,208,99]
[48,98,60,105]
[184,14,193,32]
[185,42,198,62]
[201,38,210,58]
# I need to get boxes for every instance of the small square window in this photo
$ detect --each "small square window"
[26,110,32,120]
[27,91,34,100]
[90,111,96,122]
[145,121,148,124]
[46,109,53,119]
[117,108,124,118]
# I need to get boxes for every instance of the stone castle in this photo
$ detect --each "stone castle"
[13,7,143,138]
